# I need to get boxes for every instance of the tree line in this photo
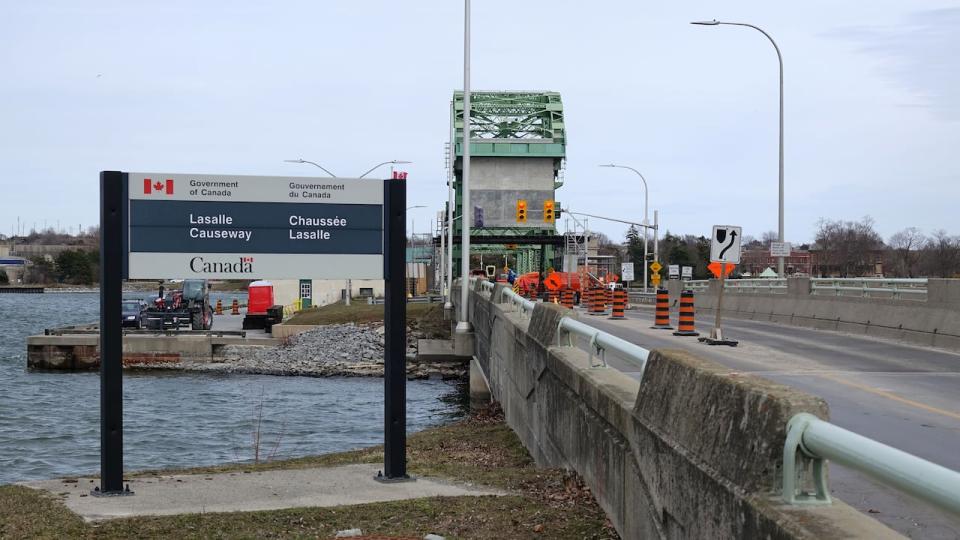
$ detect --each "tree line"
[23,250,100,285]
[620,218,960,279]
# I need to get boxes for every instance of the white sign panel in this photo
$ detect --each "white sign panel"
[681,266,693,280]
[668,264,680,279]
[770,242,792,258]
[621,262,635,282]
[710,225,742,264]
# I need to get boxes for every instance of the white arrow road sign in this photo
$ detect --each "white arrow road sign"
[710,225,742,264]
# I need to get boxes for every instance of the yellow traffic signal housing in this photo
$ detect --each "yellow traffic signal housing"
[544,200,555,223]
[516,199,527,223]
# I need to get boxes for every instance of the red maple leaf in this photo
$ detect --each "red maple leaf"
[153,181,164,191]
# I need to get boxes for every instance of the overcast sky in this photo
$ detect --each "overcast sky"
[1,1,958,246]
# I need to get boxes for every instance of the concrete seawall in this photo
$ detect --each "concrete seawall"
[676,278,960,350]
[27,333,279,370]
[455,281,897,539]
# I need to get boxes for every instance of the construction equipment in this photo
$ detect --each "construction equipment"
[142,280,214,331]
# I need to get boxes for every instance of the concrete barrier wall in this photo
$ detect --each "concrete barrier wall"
[455,281,898,539]
[686,278,960,350]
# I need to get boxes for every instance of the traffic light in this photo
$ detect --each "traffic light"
[516,199,527,223]
[543,200,555,223]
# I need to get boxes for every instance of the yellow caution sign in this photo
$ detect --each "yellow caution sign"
[650,261,662,273]
[651,273,662,286]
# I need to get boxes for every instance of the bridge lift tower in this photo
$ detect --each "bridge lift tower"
[443,91,567,278]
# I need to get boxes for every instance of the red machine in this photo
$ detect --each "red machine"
[247,280,274,315]
[243,280,283,331]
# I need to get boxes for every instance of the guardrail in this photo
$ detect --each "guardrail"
[681,280,710,291]
[725,278,788,294]
[784,413,960,516]
[472,277,649,371]
[810,278,927,300]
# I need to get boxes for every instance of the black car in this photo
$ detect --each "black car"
[121,300,144,329]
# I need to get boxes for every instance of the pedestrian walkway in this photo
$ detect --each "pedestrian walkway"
[24,464,505,522]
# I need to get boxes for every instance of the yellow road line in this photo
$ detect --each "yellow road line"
[818,373,960,421]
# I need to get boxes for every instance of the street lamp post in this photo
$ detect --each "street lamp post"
[692,19,785,277]
[456,0,473,342]
[600,164,650,292]
[359,160,412,179]
[283,158,337,177]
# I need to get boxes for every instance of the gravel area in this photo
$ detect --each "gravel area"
[138,323,464,379]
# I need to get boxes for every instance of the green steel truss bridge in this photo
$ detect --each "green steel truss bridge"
[443,91,567,276]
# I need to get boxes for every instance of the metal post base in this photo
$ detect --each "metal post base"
[698,328,738,346]
[700,337,738,346]
[374,470,416,483]
[91,485,134,497]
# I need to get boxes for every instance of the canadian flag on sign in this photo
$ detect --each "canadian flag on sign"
[143,178,174,195]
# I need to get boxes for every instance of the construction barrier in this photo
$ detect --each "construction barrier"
[673,290,700,336]
[561,289,575,309]
[605,287,613,309]
[609,289,627,320]
[651,288,673,329]
[215,299,223,315]
[231,298,240,315]
[589,287,606,316]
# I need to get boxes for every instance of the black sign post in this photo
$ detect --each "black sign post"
[97,171,129,495]
[381,178,408,480]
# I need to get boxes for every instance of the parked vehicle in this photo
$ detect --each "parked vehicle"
[121,300,144,329]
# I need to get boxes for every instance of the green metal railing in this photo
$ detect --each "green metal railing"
[784,413,960,516]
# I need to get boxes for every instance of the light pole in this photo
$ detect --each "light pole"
[283,158,337,177]
[692,19,785,277]
[359,160,412,179]
[600,164,650,292]
[456,0,473,341]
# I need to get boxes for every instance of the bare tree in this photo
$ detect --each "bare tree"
[760,230,778,248]
[814,217,883,277]
[920,230,960,278]
[887,227,925,277]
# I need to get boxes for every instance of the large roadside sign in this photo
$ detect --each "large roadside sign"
[98,170,410,496]
[621,262,634,282]
[126,173,385,279]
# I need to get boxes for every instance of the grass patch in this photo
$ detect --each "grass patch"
[3,405,618,539]
[286,302,449,339]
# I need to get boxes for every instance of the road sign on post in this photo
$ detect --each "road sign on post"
[98,171,410,494]
[703,224,740,347]
[770,242,791,258]
[668,265,680,280]
[621,262,634,282]
[681,266,693,280]
[710,225,742,264]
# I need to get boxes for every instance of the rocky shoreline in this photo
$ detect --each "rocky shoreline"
[135,323,465,380]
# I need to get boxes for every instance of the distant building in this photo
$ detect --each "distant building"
[739,248,812,276]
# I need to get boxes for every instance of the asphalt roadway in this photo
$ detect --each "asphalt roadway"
[573,305,960,539]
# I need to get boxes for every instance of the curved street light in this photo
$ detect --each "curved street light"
[283,158,338,177]
[600,164,651,292]
[691,19,785,276]
[358,160,412,179]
